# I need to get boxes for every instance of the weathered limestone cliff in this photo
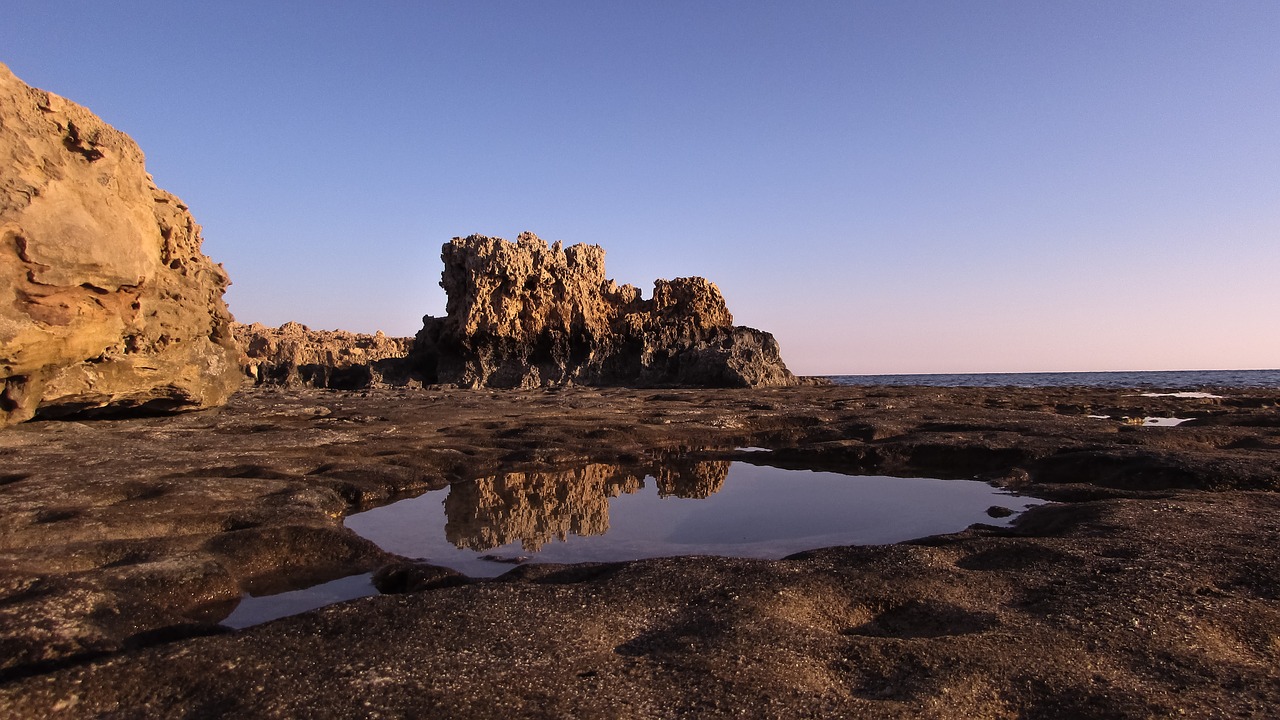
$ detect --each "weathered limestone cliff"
[0,63,240,424]
[412,233,796,388]
[233,321,413,389]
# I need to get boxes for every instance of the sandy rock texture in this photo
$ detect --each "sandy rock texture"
[412,233,796,388]
[233,321,413,389]
[0,384,1278,717]
[0,63,240,425]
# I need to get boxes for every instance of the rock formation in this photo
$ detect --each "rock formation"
[412,233,797,388]
[0,63,241,424]
[233,321,413,389]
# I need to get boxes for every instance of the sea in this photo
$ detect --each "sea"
[825,369,1280,389]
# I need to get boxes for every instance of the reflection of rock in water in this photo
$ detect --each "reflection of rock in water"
[445,464,644,551]
[655,460,730,499]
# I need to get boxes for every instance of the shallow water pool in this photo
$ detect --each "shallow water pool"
[349,461,1045,577]
[220,461,1046,627]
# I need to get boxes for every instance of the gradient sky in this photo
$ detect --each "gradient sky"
[5,2,1278,375]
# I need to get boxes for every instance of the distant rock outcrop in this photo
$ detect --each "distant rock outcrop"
[412,233,796,388]
[233,321,413,389]
[0,63,241,424]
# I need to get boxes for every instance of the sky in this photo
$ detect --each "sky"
[4,2,1278,375]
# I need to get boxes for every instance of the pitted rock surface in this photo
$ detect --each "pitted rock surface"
[0,63,240,425]
[1,385,1279,717]
[412,232,796,388]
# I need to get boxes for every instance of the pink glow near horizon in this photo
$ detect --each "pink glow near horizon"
[5,3,1276,375]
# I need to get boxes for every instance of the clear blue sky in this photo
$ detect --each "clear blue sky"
[5,2,1278,374]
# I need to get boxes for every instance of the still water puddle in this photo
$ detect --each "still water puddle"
[1142,417,1191,427]
[221,460,1045,627]
[348,462,1044,577]
[220,572,376,629]
[1089,415,1192,427]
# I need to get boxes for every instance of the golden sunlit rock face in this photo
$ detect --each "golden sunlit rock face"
[0,63,241,424]
[412,232,797,389]
[444,461,732,551]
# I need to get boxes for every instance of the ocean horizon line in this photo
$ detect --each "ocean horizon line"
[820,368,1280,377]
[820,368,1280,389]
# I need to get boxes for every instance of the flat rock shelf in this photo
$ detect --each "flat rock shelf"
[3,384,1279,718]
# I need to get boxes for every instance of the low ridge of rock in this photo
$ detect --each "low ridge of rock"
[411,232,797,388]
[233,321,414,389]
[0,63,241,425]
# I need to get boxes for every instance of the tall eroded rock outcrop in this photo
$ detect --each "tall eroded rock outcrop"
[412,233,796,388]
[0,63,241,424]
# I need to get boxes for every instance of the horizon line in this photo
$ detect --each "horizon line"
[814,368,1280,377]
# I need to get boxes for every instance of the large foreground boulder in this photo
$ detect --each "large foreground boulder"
[411,233,796,388]
[0,63,241,425]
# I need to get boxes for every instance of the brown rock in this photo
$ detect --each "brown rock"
[1,384,1279,715]
[233,321,413,389]
[412,232,797,388]
[0,62,241,425]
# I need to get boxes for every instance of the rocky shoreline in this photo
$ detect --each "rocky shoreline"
[3,59,1278,719]
[1,384,1278,717]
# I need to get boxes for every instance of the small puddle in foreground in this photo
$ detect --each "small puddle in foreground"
[220,461,1047,628]
[220,573,376,629]
[1142,417,1191,427]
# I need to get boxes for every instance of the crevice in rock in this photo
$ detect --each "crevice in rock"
[61,120,104,162]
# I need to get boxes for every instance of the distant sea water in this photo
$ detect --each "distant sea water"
[825,370,1280,389]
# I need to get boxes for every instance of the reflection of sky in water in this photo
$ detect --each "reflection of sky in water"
[1088,415,1192,426]
[346,463,1047,578]
[220,572,375,629]
[1142,417,1191,427]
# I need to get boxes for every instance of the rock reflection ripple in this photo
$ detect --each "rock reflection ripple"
[444,460,731,551]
